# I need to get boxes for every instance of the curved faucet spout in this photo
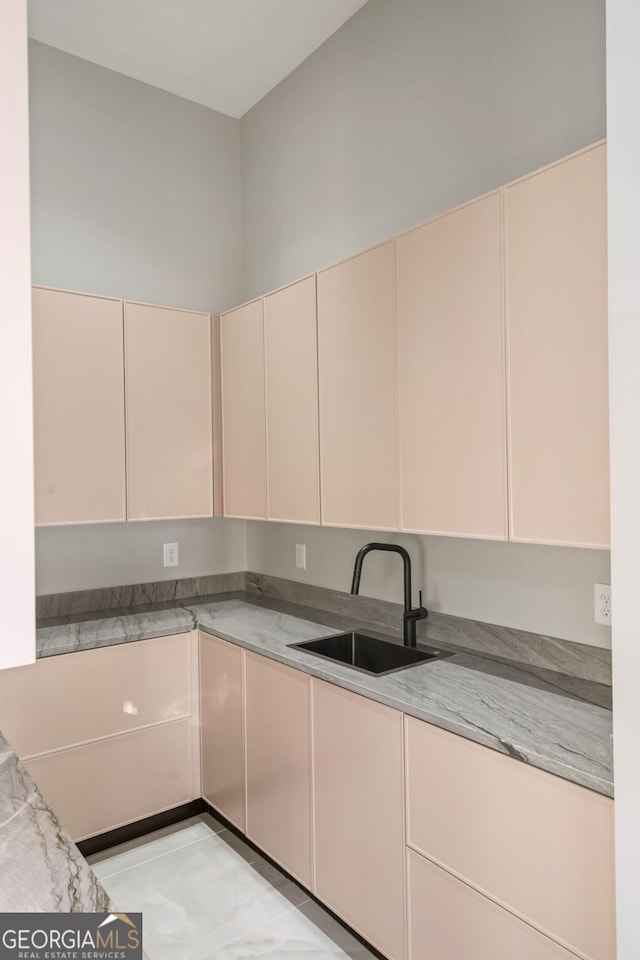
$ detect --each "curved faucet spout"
[350,542,427,647]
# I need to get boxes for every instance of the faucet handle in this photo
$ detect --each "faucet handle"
[418,590,428,620]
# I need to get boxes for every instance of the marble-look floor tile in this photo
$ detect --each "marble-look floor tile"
[99,832,309,960]
[204,906,364,959]
[297,900,379,960]
[90,817,222,879]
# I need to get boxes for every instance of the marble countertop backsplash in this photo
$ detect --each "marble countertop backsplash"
[34,575,613,798]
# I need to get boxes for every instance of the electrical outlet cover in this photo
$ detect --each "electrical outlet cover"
[594,582,611,625]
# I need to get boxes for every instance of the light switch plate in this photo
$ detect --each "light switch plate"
[295,543,306,569]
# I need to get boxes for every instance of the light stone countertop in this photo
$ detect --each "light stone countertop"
[35,596,614,797]
[0,732,111,912]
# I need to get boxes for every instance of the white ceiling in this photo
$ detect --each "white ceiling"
[27,0,369,118]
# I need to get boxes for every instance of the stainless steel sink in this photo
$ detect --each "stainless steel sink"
[288,631,451,676]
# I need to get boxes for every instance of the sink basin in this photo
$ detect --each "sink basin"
[289,632,451,676]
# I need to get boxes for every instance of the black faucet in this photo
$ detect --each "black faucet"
[350,542,428,648]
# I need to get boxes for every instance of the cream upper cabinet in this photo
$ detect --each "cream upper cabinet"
[220,299,267,519]
[32,287,126,525]
[264,276,320,524]
[313,679,405,960]
[125,302,213,520]
[396,193,507,539]
[505,142,609,547]
[317,242,398,530]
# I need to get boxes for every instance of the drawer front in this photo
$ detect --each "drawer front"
[405,717,615,960]
[0,633,193,758]
[25,718,193,842]
[408,849,579,960]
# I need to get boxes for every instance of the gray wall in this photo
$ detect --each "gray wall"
[241,0,606,298]
[29,40,243,313]
[247,523,611,647]
[36,518,246,595]
[29,41,247,593]
[241,0,609,647]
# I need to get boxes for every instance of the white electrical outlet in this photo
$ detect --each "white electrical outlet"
[295,543,307,570]
[594,583,611,625]
[163,542,179,567]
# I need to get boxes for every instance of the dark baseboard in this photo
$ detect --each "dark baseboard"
[77,799,207,857]
[79,797,385,960]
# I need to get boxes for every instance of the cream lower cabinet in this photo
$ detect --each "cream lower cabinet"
[408,849,578,960]
[245,652,312,887]
[405,717,615,960]
[199,631,246,831]
[0,633,199,842]
[312,678,405,960]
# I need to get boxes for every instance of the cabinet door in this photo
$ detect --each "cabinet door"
[199,632,245,831]
[408,849,578,960]
[220,300,267,519]
[506,143,609,547]
[264,277,320,523]
[396,194,507,539]
[26,719,193,843]
[312,679,405,960]
[245,653,312,887]
[125,302,213,520]
[317,243,398,529]
[0,633,193,758]
[32,287,126,525]
[405,717,615,960]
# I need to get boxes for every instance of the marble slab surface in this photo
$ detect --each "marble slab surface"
[0,732,111,912]
[247,573,612,686]
[192,600,613,797]
[36,597,612,796]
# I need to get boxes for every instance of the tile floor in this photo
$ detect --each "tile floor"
[89,813,379,959]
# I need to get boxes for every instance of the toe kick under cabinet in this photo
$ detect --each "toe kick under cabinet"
[0,633,200,842]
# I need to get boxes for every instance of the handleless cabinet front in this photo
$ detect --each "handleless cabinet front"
[405,716,615,960]
[0,633,197,842]
[505,142,609,547]
[408,849,579,960]
[125,302,213,520]
[396,193,507,539]
[317,242,398,530]
[32,287,126,525]
[199,632,245,831]
[312,678,405,960]
[220,300,267,519]
[245,652,312,887]
[264,276,320,524]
